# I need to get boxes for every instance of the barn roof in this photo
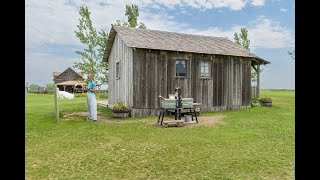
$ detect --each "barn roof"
[103,25,270,64]
[53,67,83,79]
[53,72,61,77]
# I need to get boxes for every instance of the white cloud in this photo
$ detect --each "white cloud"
[26,0,270,48]
[179,10,192,15]
[211,0,246,10]
[251,0,265,6]
[26,0,294,53]
[139,12,190,32]
[280,8,287,12]
[141,0,251,10]
[26,0,79,48]
[179,16,294,49]
[248,16,294,48]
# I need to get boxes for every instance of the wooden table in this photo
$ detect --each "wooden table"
[157,107,198,126]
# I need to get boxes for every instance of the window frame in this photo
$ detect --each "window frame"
[175,59,189,78]
[116,62,120,80]
[199,60,211,79]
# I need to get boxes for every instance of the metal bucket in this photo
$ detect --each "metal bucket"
[184,115,192,122]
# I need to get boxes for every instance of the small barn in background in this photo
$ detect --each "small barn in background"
[103,25,270,117]
[53,67,85,93]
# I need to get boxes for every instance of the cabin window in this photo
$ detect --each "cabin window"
[116,62,120,79]
[175,59,187,77]
[68,72,71,76]
[200,61,210,77]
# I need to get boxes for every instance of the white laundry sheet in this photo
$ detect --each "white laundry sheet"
[56,88,74,99]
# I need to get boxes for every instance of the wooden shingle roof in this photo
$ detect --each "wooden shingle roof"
[53,72,61,77]
[52,68,83,79]
[104,25,270,64]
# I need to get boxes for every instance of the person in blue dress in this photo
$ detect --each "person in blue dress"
[87,74,97,121]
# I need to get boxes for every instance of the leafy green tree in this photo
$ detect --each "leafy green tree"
[288,50,295,60]
[74,6,108,84]
[115,4,146,29]
[234,28,250,51]
[45,83,55,92]
[234,28,262,83]
[28,84,42,91]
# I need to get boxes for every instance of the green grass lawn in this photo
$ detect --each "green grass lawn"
[26,90,294,179]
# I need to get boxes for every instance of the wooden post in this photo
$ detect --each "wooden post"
[252,86,255,99]
[25,82,29,94]
[257,63,260,98]
[54,84,59,123]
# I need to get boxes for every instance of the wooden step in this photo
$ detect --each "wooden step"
[161,120,184,127]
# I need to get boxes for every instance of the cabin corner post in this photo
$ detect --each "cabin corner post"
[256,62,260,98]
[251,61,260,99]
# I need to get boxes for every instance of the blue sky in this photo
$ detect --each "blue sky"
[26,0,295,89]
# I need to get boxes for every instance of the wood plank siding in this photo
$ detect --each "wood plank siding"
[108,33,133,107]
[131,49,252,116]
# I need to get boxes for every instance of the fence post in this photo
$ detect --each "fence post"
[54,84,59,123]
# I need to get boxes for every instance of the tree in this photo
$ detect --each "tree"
[234,28,261,83]
[115,4,146,29]
[28,84,42,91]
[45,83,55,92]
[234,28,250,51]
[74,6,108,85]
[288,50,295,60]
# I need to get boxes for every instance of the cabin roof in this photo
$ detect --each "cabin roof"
[104,25,270,64]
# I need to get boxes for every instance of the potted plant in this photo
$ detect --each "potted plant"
[112,102,130,118]
[258,97,272,106]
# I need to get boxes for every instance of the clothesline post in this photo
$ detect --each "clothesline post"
[54,84,59,123]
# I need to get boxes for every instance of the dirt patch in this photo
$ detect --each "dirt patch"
[150,114,225,128]
[62,111,102,120]
[62,112,225,127]
[62,111,141,122]
[63,112,88,118]
[184,114,225,128]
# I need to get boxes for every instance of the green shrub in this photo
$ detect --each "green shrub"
[251,98,261,107]
[112,102,129,112]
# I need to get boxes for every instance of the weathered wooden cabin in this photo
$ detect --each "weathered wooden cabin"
[53,67,85,93]
[103,25,270,117]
